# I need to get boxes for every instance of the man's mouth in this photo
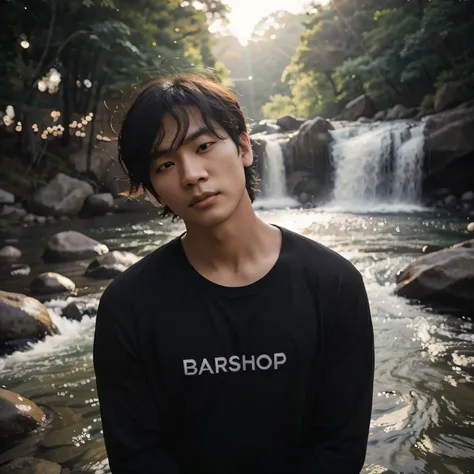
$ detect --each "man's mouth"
[189,191,220,207]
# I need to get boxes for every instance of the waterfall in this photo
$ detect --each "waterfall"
[329,121,426,211]
[253,137,299,210]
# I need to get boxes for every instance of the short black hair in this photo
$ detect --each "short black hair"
[117,71,259,219]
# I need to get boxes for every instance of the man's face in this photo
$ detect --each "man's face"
[149,106,253,227]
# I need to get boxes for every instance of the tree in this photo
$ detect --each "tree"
[0,0,228,173]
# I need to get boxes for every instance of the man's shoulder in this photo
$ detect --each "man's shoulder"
[100,236,181,306]
[281,226,362,283]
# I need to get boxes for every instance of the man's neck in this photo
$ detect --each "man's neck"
[181,194,278,274]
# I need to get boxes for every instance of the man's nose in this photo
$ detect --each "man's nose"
[180,156,208,188]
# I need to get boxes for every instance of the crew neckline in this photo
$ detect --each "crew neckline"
[173,224,288,297]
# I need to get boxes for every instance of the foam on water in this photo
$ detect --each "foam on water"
[329,120,427,210]
[0,297,98,374]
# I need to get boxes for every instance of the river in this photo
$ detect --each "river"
[0,207,473,474]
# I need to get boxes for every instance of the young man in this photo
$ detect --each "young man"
[93,72,375,474]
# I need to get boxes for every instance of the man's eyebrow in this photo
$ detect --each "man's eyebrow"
[154,126,215,159]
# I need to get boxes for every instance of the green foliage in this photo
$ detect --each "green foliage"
[262,95,297,119]
[282,0,474,118]
[0,0,228,168]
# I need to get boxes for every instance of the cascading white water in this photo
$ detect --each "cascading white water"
[253,137,299,209]
[329,121,427,211]
[261,138,287,198]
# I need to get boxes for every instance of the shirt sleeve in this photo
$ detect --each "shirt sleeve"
[299,270,375,474]
[93,293,181,474]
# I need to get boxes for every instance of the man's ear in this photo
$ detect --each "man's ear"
[239,132,253,167]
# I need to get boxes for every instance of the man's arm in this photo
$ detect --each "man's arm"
[300,270,375,474]
[93,296,180,474]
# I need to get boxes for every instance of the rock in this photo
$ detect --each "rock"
[0,290,58,353]
[85,251,141,279]
[275,116,305,132]
[113,196,154,214]
[0,389,46,442]
[299,192,309,204]
[23,214,36,224]
[424,104,474,193]
[422,244,444,254]
[61,302,88,322]
[431,188,450,198]
[434,81,470,112]
[0,246,21,260]
[29,173,94,217]
[10,264,31,276]
[30,273,76,296]
[0,189,14,205]
[282,117,334,200]
[43,231,109,263]
[385,104,418,120]
[340,94,375,121]
[453,239,474,249]
[35,216,47,225]
[1,205,26,219]
[444,195,457,206]
[462,191,474,201]
[46,216,56,224]
[0,457,61,474]
[468,222,474,232]
[395,244,474,311]
[373,110,386,121]
[249,119,281,135]
[82,193,114,216]
[294,177,324,202]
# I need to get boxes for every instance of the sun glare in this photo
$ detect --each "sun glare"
[220,0,327,45]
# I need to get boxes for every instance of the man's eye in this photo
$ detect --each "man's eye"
[157,161,174,172]
[197,142,214,152]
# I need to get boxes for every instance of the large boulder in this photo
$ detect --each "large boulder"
[0,389,46,442]
[0,189,14,205]
[423,103,474,193]
[276,116,305,132]
[434,81,472,112]
[85,251,141,279]
[30,273,76,296]
[340,94,375,121]
[43,231,108,263]
[385,104,418,120]
[0,457,62,474]
[282,117,334,200]
[0,246,21,260]
[1,205,27,221]
[0,291,58,353]
[81,192,115,216]
[249,119,281,135]
[395,241,474,312]
[29,173,94,217]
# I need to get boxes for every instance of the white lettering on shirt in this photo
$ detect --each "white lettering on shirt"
[183,353,287,376]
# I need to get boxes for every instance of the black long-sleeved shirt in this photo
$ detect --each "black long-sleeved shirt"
[93,225,374,474]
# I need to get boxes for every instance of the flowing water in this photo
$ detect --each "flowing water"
[253,136,300,210]
[330,121,427,212]
[1,121,474,473]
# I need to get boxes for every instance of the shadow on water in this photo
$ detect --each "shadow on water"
[1,208,474,473]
